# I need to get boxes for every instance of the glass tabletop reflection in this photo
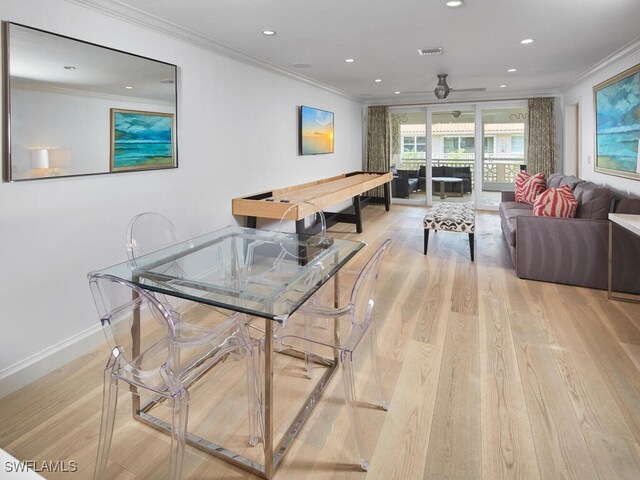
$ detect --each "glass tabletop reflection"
[95,226,365,322]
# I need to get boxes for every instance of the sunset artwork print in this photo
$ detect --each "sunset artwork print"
[300,106,334,155]
[110,109,175,172]
[594,64,640,180]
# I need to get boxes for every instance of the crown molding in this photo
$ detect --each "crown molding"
[562,36,640,92]
[14,81,174,106]
[63,0,361,103]
[363,88,562,107]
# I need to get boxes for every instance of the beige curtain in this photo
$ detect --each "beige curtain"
[366,106,390,197]
[527,98,557,177]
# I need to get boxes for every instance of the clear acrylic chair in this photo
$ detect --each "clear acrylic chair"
[125,212,262,445]
[127,212,243,294]
[89,272,262,480]
[240,202,327,287]
[126,212,179,262]
[241,202,330,379]
[275,239,391,471]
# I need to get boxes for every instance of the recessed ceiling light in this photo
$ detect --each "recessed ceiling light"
[345,58,355,63]
[261,30,276,36]
[374,79,382,83]
[292,63,312,68]
[507,68,518,73]
[394,91,401,94]
[520,38,534,44]
[63,65,76,70]
[125,86,134,89]
[446,0,464,7]
[418,48,443,56]
[499,84,508,88]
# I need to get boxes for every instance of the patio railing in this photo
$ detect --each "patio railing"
[395,154,524,190]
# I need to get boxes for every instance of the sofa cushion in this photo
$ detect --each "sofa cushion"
[432,166,444,177]
[574,182,613,220]
[515,171,546,204]
[533,185,578,218]
[616,198,640,214]
[559,175,585,191]
[547,173,564,188]
[502,208,534,246]
[499,201,533,217]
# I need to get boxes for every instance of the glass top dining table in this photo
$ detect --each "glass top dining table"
[94,225,365,478]
[97,225,365,323]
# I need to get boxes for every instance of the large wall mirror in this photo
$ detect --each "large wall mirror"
[3,22,178,182]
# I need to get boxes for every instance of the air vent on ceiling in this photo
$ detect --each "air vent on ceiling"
[418,48,443,56]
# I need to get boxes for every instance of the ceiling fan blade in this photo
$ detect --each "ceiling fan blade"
[450,87,486,92]
[401,86,486,95]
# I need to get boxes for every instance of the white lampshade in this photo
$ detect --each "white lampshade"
[50,149,71,168]
[31,149,50,169]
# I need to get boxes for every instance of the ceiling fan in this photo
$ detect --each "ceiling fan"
[405,74,486,99]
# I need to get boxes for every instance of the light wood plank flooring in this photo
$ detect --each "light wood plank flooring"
[2,205,640,479]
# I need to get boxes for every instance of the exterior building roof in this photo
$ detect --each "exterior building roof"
[401,123,524,135]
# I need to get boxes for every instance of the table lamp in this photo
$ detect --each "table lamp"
[30,148,71,176]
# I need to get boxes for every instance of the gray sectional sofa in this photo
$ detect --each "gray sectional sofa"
[500,173,640,291]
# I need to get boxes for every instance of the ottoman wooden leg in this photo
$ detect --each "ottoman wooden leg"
[424,229,430,255]
[469,233,474,261]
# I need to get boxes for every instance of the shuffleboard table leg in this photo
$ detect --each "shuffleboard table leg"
[353,195,363,233]
[246,216,257,229]
[383,182,391,212]
[469,233,475,261]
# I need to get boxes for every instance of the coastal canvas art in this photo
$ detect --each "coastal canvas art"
[299,105,334,155]
[110,109,175,172]
[594,64,640,180]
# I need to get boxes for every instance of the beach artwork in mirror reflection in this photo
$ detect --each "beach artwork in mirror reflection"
[110,109,175,171]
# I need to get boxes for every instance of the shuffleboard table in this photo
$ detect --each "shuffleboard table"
[232,171,392,234]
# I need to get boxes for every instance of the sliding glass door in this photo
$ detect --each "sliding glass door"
[479,104,528,208]
[424,101,527,210]
[387,101,527,208]
[429,107,476,204]
[389,108,427,204]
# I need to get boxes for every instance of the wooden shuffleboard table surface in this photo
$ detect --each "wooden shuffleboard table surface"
[232,171,392,233]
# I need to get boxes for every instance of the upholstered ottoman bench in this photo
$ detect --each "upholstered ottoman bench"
[423,203,475,261]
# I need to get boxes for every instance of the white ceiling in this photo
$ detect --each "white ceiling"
[88,0,640,103]
[9,23,177,102]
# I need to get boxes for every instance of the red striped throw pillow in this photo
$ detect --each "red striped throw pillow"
[514,171,546,204]
[533,185,578,218]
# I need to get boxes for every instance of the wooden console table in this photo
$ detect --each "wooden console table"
[608,213,640,303]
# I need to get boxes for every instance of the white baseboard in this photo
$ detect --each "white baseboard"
[0,325,105,399]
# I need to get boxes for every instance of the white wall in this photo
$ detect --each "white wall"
[11,86,175,178]
[562,43,640,196]
[0,0,363,396]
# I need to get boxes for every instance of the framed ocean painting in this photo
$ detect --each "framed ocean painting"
[299,105,334,155]
[110,109,176,172]
[594,63,640,180]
